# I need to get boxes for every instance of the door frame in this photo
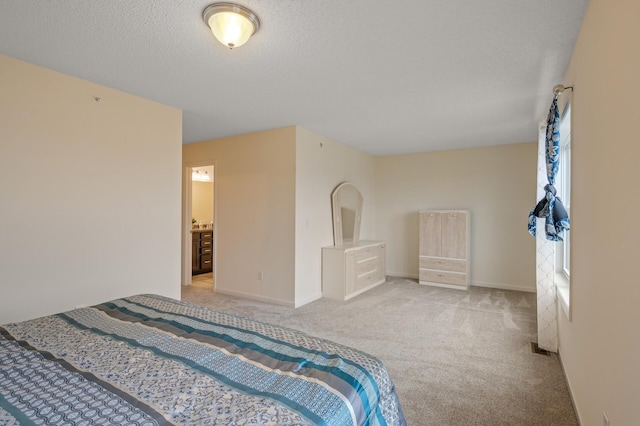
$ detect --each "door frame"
[183,161,216,289]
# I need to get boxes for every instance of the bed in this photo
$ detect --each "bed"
[0,294,405,425]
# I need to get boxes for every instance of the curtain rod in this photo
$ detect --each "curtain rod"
[553,84,574,99]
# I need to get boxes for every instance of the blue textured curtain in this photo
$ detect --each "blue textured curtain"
[528,98,570,241]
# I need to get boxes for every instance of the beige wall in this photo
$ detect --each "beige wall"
[192,180,214,224]
[0,55,182,324]
[294,127,377,306]
[375,143,537,291]
[185,125,535,307]
[183,128,297,305]
[557,0,640,423]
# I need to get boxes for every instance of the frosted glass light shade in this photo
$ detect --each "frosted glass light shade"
[192,170,211,182]
[203,3,260,49]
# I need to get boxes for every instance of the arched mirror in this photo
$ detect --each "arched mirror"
[331,182,363,246]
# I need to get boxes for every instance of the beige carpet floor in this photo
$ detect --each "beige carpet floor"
[181,277,578,425]
[191,271,214,289]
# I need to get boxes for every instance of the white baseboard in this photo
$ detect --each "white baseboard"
[558,350,581,424]
[295,292,323,308]
[214,288,295,307]
[471,280,536,293]
[418,281,469,291]
[213,288,321,309]
[387,272,419,280]
[387,273,535,293]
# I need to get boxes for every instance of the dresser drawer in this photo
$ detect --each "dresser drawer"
[356,269,380,290]
[419,257,466,273]
[201,247,213,256]
[201,232,213,241]
[201,254,212,266]
[419,269,466,286]
[200,239,213,248]
[356,257,379,275]
[355,244,382,261]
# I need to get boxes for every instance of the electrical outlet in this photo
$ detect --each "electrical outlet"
[259,271,264,280]
[603,412,610,426]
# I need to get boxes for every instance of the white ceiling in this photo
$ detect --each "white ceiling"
[0,0,588,155]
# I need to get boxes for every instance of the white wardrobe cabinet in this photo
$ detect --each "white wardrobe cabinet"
[419,210,470,290]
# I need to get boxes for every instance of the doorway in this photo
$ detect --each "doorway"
[187,165,215,290]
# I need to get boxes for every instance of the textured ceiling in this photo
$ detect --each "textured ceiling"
[0,0,588,155]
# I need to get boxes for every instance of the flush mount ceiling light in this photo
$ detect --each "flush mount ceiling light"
[192,170,211,182]
[202,2,260,49]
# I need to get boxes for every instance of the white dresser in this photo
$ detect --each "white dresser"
[322,240,386,301]
[419,210,470,290]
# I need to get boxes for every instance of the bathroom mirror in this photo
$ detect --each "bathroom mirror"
[331,182,363,246]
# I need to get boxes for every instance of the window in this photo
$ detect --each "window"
[556,102,571,318]
[558,103,571,277]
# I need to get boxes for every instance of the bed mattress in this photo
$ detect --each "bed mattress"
[0,294,405,425]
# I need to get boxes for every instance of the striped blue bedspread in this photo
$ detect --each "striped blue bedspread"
[0,294,405,425]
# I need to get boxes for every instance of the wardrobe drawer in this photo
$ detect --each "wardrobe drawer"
[419,269,466,286]
[201,247,213,256]
[419,257,466,273]
[200,239,213,248]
